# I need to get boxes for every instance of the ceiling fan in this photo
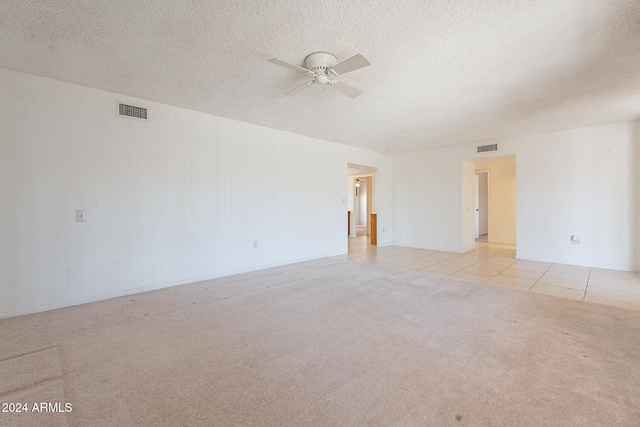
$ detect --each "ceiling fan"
[268,52,370,98]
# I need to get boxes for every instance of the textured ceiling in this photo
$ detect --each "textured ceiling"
[1,1,639,154]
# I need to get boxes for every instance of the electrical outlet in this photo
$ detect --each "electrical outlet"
[76,210,87,222]
[252,241,258,250]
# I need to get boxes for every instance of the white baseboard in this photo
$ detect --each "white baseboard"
[487,239,516,245]
[0,251,346,319]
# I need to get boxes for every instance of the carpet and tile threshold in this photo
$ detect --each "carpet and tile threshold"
[345,238,640,311]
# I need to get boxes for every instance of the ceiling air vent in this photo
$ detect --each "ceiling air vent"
[477,144,498,153]
[117,102,148,120]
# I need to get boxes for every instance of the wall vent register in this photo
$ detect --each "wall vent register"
[477,144,498,153]
[117,102,148,120]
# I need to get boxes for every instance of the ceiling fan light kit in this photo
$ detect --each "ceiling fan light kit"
[268,52,370,98]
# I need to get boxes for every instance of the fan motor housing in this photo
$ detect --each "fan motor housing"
[304,52,338,74]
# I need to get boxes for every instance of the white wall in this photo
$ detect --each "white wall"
[347,176,355,211]
[0,68,392,318]
[477,172,488,236]
[635,120,640,270]
[515,124,635,270]
[487,165,516,245]
[392,121,640,271]
[391,146,467,252]
[461,161,476,252]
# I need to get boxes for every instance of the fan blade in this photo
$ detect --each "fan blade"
[330,81,363,98]
[284,81,313,96]
[268,58,312,75]
[328,54,370,76]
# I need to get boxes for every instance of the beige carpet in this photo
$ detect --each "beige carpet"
[1,257,639,426]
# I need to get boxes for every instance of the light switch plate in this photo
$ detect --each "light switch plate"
[76,210,87,222]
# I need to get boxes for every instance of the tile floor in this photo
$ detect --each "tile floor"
[344,237,640,311]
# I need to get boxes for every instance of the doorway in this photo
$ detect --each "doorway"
[347,163,378,248]
[463,155,516,248]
